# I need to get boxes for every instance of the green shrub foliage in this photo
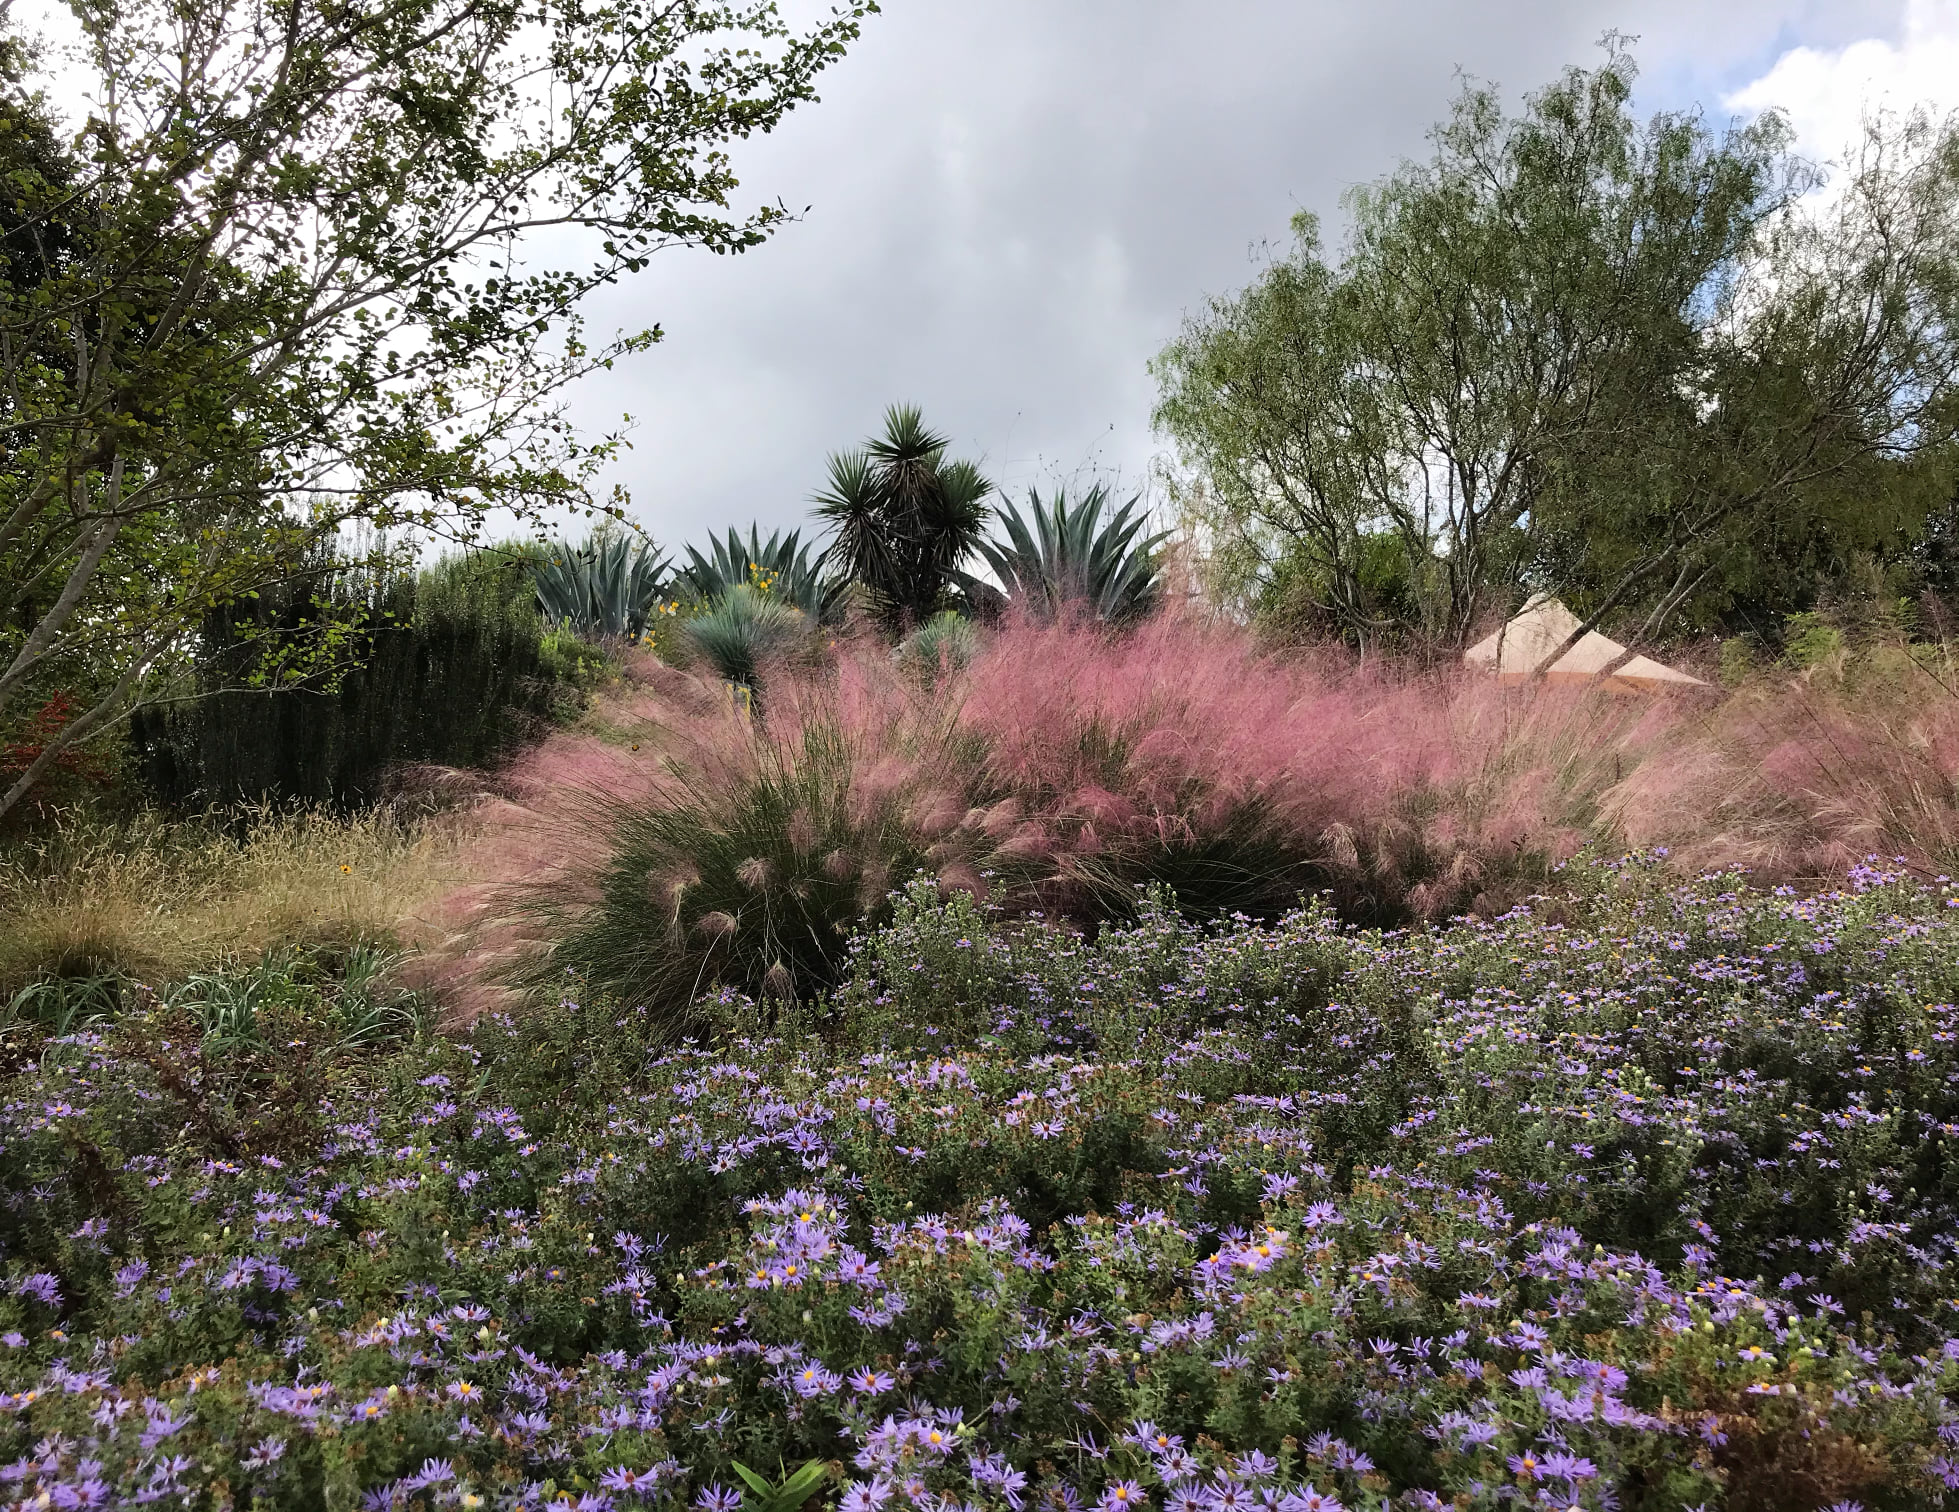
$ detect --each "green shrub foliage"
[131,553,602,810]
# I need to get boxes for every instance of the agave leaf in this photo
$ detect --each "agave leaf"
[679,523,839,621]
[531,530,670,642]
[975,484,1166,623]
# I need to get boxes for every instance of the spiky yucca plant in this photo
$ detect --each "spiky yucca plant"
[966,484,1168,623]
[532,530,671,642]
[813,405,992,632]
[677,525,840,621]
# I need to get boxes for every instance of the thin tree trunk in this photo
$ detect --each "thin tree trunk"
[0,646,155,824]
[0,455,125,722]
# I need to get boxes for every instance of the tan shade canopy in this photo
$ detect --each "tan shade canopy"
[1463,595,1705,693]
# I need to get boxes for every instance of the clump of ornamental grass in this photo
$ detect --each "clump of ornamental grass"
[894,609,979,680]
[1607,640,1959,881]
[957,612,1676,921]
[439,613,1688,1024]
[675,582,818,695]
[435,652,1004,1029]
[0,802,466,1001]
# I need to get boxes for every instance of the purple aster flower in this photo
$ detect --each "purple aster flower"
[1539,1452,1598,1483]
[1206,1482,1253,1512]
[243,1437,287,1470]
[406,1458,456,1491]
[16,1274,61,1307]
[112,1261,150,1299]
[839,1478,894,1512]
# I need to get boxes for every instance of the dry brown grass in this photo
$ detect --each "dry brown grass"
[0,804,474,996]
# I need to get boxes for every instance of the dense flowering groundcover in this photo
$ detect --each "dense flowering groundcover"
[7,860,1959,1510]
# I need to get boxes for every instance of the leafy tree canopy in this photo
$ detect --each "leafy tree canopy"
[0,0,875,820]
[1152,37,1959,652]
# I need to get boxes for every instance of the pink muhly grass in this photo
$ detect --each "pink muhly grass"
[431,610,1708,1022]
[956,612,1666,918]
[428,646,986,1023]
[1604,652,1959,882]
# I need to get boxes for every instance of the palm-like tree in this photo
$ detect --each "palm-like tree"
[812,405,992,632]
[964,484,1169,623]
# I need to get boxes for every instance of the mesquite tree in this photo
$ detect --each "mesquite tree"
[1153,41,1959,651]
[0,0,872,819]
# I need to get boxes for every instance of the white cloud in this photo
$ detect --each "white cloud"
[1726,0,1959,163]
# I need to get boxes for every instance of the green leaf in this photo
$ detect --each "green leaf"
[728,1463,773,1497]
[728,1459,827,1512]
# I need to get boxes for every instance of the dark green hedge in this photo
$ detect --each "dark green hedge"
[130,552,594,810]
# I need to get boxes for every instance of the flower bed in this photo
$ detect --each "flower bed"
[6,860,1959,1509]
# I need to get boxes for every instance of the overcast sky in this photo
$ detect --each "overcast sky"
[566,0,1958,549]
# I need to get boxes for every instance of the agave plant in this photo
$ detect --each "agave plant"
[681,584,811,695]
[812,405,992,632]
[677,524,840,621]
[532,530,672,642]
[964,483,1169,624]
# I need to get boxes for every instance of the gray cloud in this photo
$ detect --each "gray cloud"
[567,0,1908,549]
